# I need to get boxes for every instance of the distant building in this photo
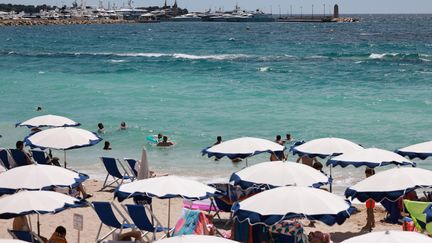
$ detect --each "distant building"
[333,4,339,18]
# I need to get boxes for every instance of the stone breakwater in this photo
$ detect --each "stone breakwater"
[0,18,134,26]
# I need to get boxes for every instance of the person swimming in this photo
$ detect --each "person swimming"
[157,136,174,147]
[97,123,105,134]
[103,141,112,150]
[120,121,127,130]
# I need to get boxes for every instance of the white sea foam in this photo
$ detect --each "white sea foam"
[259,67,271,72]
[109,59,126,63]
[369,53,387,59]
[172,53,250,60]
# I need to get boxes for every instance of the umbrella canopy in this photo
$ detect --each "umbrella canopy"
[233,186,353,226]
[16,114,80,128]
[345,167,432,202]
[396,141,432,160]
[137,147,150,180]
[341,230,432,243]
[0,164,88,195]
[115,175,217,202]
[202,137,285,160]
[291,137,363,159]
[327,148,415,168]
[230,161,329,189]
[24,127,102,150]
[0,191,86,219]
[154,235,238,243]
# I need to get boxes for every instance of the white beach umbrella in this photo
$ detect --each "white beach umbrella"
[345,167,432,202]
[230,161,329,189]
[154,235,238,243]
[137,147,150,180]
[115,175,217,232]
[0,191,85,218]
[0,164,88,195]
[341,230,432,243]
[327,148,415,168]
[0,191,87,235]
[16,114,80,128]
[202,137,285,165]
[115,175,217,201]
[291,137,363,158]
[24,127,102,167]
[233,186,353,226]
[396,141,432,160]
[291,137,363,192]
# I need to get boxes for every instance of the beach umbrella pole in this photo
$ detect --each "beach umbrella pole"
[329,164,333,192]
[167,199,171,237]
[37,214,41,236]
[64,150,67,168]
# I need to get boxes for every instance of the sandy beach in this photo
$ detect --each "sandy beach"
[0,179,402,243]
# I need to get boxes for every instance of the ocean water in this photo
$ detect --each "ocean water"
[0,14,432,193]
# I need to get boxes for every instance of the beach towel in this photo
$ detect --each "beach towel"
[403,200,432,234]
[172,209,210,236]
[269,220,307,243]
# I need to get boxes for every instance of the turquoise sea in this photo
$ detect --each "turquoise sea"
[0,15,432,193]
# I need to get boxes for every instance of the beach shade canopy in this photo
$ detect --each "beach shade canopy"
[291,137,363,159]
[24,127,102,150]
[154,235,238,243]
[345,167,432,202]
[24,127,102,167]
[137,147,150,180]
[16,114,80,128]
[233,186,354,226]
[230,161,329,189]
[115,175,217,202]
[202,137,285,160]
[327,148,416,168]
[0,190,86,219]
[341,230,432,243]
[396,141,432,160]
[0,164,88,195]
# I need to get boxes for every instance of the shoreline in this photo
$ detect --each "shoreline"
[0,18,135,26]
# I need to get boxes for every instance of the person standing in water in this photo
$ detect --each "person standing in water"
[157,136,174,147]
[120,121,127,130]
[213,136,222,161]
[97,123,105,134]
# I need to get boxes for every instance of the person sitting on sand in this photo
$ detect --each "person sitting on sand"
[120,121,127,130]
[13,216,48,242]
[157,136,174,147]
[103,141,112,150]
[296,155,318,167]
[15,140,33,165]
[364,168,376,231]
[48,226,67,243]
[97,123,105,134]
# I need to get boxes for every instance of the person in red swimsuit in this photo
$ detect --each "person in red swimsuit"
[364,168,376,231]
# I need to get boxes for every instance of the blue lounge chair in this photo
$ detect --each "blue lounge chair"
[0,148,11,169]
[31,150,50,165]
[9,149,30,167]
[92,201,134,243]
[8,229,44,243]
[100,157,135,191]
[124,158,138,177]
[126,204,171,240]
